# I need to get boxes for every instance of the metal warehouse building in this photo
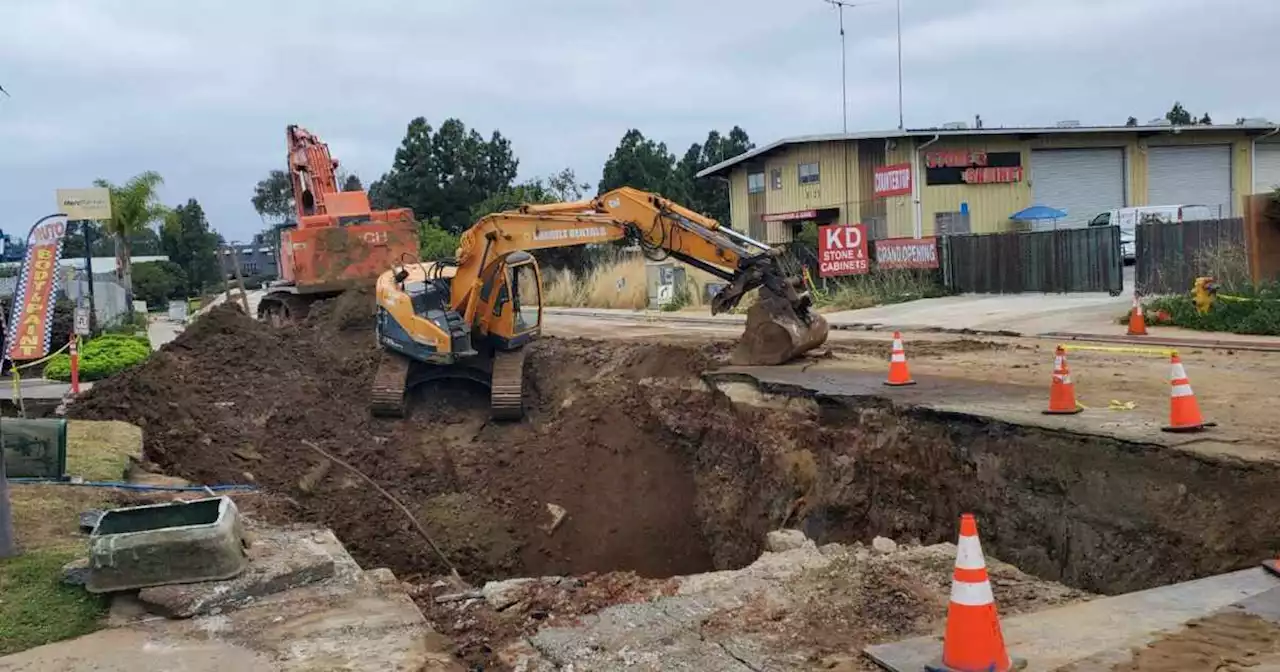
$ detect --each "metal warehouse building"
[697,121,1280,243]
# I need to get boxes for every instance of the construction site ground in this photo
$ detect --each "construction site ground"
[12,288,1280,670]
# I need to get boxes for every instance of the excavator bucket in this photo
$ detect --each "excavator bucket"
[731,288,830,366]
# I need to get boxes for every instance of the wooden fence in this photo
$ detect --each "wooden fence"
[943,226,1123,294]
[1135,217,1245,295]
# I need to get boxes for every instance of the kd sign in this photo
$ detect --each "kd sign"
[817,224,869,278]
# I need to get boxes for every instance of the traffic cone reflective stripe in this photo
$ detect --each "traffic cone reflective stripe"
[937,514,1015,672]
[884,331,916,386]
[1043,346,1082,415]
[1128,295,1148,336]
[1162,354,1206,432]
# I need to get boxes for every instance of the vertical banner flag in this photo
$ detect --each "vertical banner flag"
[6,214,69,360]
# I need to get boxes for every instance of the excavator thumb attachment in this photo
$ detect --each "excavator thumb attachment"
[732,287,830,365]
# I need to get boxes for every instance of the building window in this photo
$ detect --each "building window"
[747,172,766,194]
[798,162,820,185]
[770,168,783,190]
[242,261,259,275]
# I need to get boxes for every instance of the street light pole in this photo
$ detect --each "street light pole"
[896,0,904,129]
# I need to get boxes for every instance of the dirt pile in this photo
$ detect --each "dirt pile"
[70,300,731,583]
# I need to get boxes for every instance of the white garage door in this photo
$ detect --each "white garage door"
[1030,148,1126,229]
[1255,143,1280,194]
[1148,145,1232,217]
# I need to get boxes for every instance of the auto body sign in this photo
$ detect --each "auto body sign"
[6,215,69,360]
[817,224,869,277]
[875,237,939,269]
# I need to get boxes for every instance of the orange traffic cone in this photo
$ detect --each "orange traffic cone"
[885,331,916,386]
[1043,346,1082,415]
[929,514,1018,672]
[1127,295,1148,336]
[1264,555,1280,578]
[1162,353,1206,433]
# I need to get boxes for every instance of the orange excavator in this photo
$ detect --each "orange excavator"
[257,125,420,325]
[370,187,830,419]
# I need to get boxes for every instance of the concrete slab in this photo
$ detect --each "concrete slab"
[3,523,463,672]
[865,568,1280,671]
[136,525,337,618]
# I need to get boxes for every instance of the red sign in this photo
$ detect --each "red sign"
[762,210,818,223]
[962,166,1024,184]
[6,214,69,360]
[875,237,940,269]
[817,224,869,277]
[874,163,912,197]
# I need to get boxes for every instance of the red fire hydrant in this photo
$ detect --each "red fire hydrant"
[69,332,80,395]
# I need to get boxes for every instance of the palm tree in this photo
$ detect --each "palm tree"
[94,171,168,307]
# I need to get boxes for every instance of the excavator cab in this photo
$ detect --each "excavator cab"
[487,253,543,348]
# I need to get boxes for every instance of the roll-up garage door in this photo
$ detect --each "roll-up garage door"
[1030,148,1126,229]
[1255,143,1280,194]
[1148,145,1232,217]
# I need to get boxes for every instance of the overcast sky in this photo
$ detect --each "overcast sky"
[2,0,1275,242]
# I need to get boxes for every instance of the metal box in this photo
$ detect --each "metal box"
[87,496,247,593]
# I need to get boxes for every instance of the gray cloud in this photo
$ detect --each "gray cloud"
[1,0,1274,241]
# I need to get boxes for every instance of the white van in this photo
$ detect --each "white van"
[1087,205,1215,263]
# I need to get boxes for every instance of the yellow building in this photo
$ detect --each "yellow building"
[697,122,1280,244]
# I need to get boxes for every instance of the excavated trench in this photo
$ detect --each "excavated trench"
[69,301,1280,597]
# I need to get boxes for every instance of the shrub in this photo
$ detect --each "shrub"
[419,218,460,261]
[43,334,151,382]
[1141,282,1280,336]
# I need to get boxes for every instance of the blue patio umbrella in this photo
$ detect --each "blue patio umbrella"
[1010,205,1068,221]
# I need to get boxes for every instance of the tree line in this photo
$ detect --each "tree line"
[250,118,754,241]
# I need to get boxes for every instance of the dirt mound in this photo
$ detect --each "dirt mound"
[70,297,730,583]
[305,284,377,333]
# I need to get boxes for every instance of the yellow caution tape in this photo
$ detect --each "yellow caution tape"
[1216,293,1280,304]
[8,339,75,418]
[1059,343,1177,357]
[1108,399,1136,411]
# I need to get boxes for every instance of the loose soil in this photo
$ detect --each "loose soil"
[66,290,1280,668]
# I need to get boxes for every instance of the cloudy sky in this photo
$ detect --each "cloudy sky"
[2,0,1275,242]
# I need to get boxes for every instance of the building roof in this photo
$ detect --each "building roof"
[696,121,1280,178]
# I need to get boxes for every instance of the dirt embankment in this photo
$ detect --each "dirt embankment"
[71,298,731,582]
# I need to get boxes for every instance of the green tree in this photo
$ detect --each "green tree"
[674,127,754,223]
[160,199,221,294]
[598,129,681,198]
[93,171,168,305]
[470,180,554,220]
[251,169,295,225]
[1166,102,1193,125]
[131,260,188,309]
[1125,116,1139,127]
[1199,113,1212,125]
[341,173,363,192]
[368,117,519,234]
[547,168,590,202]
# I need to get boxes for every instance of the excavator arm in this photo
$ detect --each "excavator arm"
[439,187,827,364]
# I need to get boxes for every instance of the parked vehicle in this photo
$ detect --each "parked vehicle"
[1088,205,1214,263]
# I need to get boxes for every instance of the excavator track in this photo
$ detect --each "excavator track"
[489,349,526,421]
[370,351,411,418]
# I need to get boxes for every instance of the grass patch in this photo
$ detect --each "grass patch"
[0,549,109,655]
[66,420,142,482]
[1140,290,1280,336]
[9,485,109,552]
[811,269,947,312]
[543,251,722,310]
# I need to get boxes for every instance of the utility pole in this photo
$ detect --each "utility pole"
[823,0,860,231]
[896,0,904,129]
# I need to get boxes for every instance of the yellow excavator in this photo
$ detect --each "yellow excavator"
[370,187,830,419]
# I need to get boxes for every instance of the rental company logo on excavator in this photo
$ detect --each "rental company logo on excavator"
[533,227,609,242]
